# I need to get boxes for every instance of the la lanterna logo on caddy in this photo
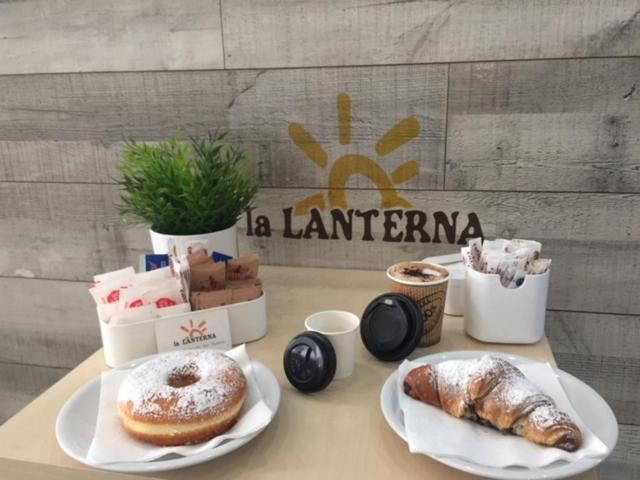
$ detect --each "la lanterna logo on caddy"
[245,93,483,244]
[174,319,217,347]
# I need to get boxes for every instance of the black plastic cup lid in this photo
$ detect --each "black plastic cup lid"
[283,331,337,393]
[360,293,424,362]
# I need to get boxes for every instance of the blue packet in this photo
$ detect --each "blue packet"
[145,254,169,271]
[212,251,233,265]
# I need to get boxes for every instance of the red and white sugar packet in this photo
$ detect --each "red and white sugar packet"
[90,266,135,304]
[92,264,188,323]
[119,278,184,310]
[90,277,130,305]
[118,285,148,309]
[143,279,185,308]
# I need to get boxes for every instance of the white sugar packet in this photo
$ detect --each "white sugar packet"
[397,359,609,468]
[86,345,272,464]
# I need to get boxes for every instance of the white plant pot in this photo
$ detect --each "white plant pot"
[149,224,238,258]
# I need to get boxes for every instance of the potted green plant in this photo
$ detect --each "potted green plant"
[118,132,257,257]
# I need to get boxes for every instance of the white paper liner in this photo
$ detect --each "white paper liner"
[397,359,609,468]
[86,344,272,464]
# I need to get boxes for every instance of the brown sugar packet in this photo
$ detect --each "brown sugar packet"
[228,278,263,296]
[227,254,259,281]
[186,248,211,267]
[231,285,261,303]
[228,278,257,289]
[190,289,232,310]
[190,261,226,291]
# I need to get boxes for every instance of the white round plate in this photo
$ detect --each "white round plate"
[381,351,618,480]
[55,354,280,473]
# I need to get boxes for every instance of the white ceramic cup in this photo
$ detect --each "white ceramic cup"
[304,310,360,379]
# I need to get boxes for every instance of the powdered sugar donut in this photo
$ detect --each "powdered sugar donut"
[117,350,247,446]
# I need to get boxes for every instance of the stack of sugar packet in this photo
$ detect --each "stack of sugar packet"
[89,266,190,326]
[462,238,551,288]
[186,249,263,310]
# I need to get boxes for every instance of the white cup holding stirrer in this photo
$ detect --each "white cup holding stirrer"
[304,311,360,379]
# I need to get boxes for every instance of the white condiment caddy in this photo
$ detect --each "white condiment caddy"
[99,293,267,367]
[464,267,549,344]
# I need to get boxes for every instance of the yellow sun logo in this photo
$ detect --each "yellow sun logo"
[288,92,421,216]
[180,319,207,339]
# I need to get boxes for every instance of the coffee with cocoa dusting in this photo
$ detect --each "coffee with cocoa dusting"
[388,262,448,284]
[387,260,449,346]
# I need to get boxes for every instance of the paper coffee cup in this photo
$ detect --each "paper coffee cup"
[305,311,360,379]
[386,261,449,347]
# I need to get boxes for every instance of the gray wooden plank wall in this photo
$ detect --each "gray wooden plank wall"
[0,0,224,74]
[0,1,639,477]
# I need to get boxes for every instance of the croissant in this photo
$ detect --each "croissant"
[403,356,582,451]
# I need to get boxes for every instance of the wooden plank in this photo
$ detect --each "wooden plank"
[220,0,640,69]
[0,183,150,281]
[598,460,640,480]
[0,0,223,75]
[0,65,447,189]
[596,424,640,480]
[0,140,256,184]
[547,311,640,360]
[4,59,638,192]
[609,424,640,466]
[0,278,100,369]
[547,311,640,424]
[0,362,68,424]
[447,58,640,192]
[0,141,122,184]
[0,70,252,142]
[2,183,639,314]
